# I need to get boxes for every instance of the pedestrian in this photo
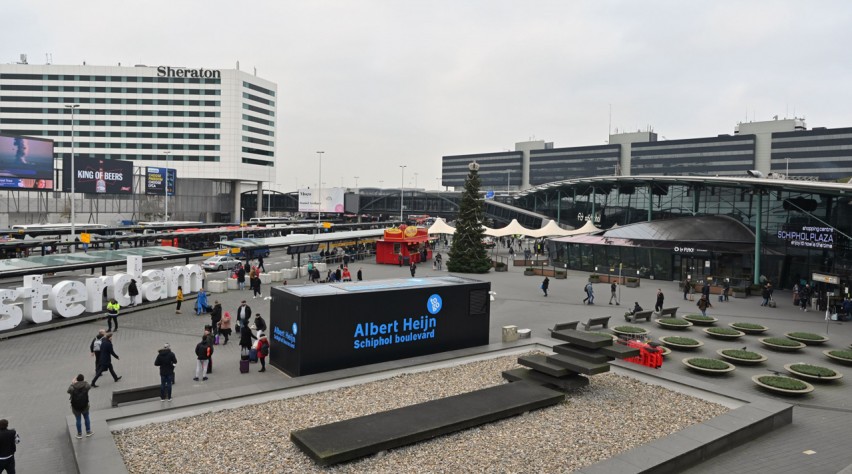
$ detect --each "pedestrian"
[237,266,246,290]
[239,323,256,355]
[398,254,403,267]
[410,262,417,277]
[106,298,120,332]
[654,288,665,313]
[697,294,712,316]
[792,283,800,306]
[251,274,262,299]
[609,281,619,305]
[436,253,442,270]
[682,278,690,300]
[236,301,252,334]
[67,374,93,439]
[154,343,177,401]
[257,256,265,272]
[0,419,20,474]
[218,311,232,345]
[254,313,267,336]
[722,279,730,302]
[91,333,121,388]
[342,267,351,281]
[702,282,711,300]
[204,326,215,374]
[210,301,222,337]
[760,283,772,307]
[541,277,549,297]
[193,336,211,382]
[582,282,591,304]
[799,284,811,312]
[128,279,140,306]
[89,329,105,372]
[256,332,270,373]
[175,286,184,314]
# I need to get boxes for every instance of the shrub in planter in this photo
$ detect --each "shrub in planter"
[683,314,717,326]
[717,348,767,365]
[655,318,693,329]
[824,349,852,365]
[660,336,703,350]
[759,337,805,351]
[524,267,535,276]
[785,363,841,382]
[752,375,814,394]
[730,322,768,334]
[613,325,648,335]
[682,357,735,373]
[704,327,745,339]
[625,277,640,288]
[588,273,601,282]
[555,271,567,279]
[784,332,828,345]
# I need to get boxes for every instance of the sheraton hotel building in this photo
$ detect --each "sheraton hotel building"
[443,119,852,296]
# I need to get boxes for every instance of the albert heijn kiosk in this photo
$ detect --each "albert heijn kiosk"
[268,276,491,377]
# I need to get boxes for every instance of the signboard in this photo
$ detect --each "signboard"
[672,245,711,256]
[777,225,835,250]
[812,273,840,285]
[63,156,133,194]
[0,134,55,190]
[298,187,345,213]
[269,277,491,376]
[145,167,176,196]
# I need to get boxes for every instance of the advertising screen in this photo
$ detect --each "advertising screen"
[145,167,176,195]
[777,224,835,249]
[298,187,345,213]
[0,134,55,190]
[62,156,133,194]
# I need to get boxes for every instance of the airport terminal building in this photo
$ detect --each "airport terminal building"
[0,61,277,226]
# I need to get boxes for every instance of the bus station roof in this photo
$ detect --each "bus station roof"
[0,246,193,274]
[215,229,385,249]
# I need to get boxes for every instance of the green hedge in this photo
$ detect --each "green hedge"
[757,376,808,390]
[657,318,690,326]
[662,336,700,346]
[731,322,766,330]
[707,327,742,336]
[613,326,647,334]
[763,337,802,347]
[721,349,763,360]
[786,332,826,340]
[686,358,730,370]
[790,364,836,377]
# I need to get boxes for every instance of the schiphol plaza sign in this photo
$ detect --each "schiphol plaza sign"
[157,66,221,79]
[0,256,203,332]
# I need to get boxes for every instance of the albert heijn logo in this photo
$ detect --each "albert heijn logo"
[427,294,443,315]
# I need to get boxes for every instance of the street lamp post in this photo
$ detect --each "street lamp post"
[240,207,245,238]
[316,151,324,230]
[65,104,80,252]
[399,165,407,223]
[163,151,171,221]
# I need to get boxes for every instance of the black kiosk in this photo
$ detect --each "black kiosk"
[269,276,491,377]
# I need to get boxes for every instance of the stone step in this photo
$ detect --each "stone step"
[290,381,565,466]
[517,354,574,377]
[550,329,613,349]
[552,343,611,363]
[546,353,611,375]
[597,343,641,359]
[502,368,590,391]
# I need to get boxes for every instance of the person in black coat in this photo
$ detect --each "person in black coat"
[128,279,140,306]
[239,324,256,351]
[541,277,549,297]
[154,343,177,401]
[654,289,665,313]
[91,333,121,387]
[235,301,252,331]
[254,313,267,335]
[237,266,246,290]
[210,301,222,336]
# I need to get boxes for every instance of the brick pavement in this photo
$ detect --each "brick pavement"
[1,248,851,473]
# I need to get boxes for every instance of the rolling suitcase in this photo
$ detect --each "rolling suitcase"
[768,299,776,308]
[249,348,258,362]
[214,335,220,345]
[240,359,250,374]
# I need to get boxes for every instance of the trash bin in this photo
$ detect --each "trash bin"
[403,256,410,266]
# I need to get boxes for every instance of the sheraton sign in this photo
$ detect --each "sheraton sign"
[156,66,221,79]
[0,256,203,332]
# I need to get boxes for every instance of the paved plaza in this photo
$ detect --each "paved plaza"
[1,247,851,473]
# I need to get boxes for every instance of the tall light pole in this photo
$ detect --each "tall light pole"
[316,151,324,229]
[163,151,171,221]
[65,104,79,252]
[399,165,407,222]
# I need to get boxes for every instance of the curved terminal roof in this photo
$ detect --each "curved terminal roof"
[602,215,755,243]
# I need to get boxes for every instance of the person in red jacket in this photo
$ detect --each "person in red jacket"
[256,333,270,373]
[342,267,352,282]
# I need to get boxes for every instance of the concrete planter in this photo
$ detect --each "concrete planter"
[281,268,299,280]
[268,271,283,282]
[784,363,842,382]
[208,280,228,293]
[752,375,814,396]
[259,273,272,284]
[226,278,239,290]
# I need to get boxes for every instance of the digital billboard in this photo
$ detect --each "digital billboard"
[298,187,345,213]
[0,134,55,190]
[777,224,835,250]
[145,167,176,196]
[62,156,133,194]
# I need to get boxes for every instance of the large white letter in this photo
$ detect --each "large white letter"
[141,269,166,301]
[16,275,53,324]
[109,273,132,306]
[126,256,143,280]
[0,289,22,331]
[48,281,87,318]
[84,277,110,313]
[165,264,205,295]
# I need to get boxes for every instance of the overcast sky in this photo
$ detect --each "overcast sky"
[4,1,852,191]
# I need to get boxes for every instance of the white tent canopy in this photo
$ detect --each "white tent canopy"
[426,217,456,235]
[427,217,602,238]
[484,219,531,237]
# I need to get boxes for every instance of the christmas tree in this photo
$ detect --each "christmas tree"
[447,161,492,273]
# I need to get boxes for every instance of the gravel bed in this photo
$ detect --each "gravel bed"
[114,353,728,473]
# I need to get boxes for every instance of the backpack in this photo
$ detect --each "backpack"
[70,386,88,411]
[261,342,269,356]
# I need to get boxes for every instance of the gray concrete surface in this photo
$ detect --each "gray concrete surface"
[0,245,850,473]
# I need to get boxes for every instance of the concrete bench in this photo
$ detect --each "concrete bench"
[208,280,227,293]
[582,316,611,331]
[227,278,239,290]
[111,384,161,407]
[549,321,579,334]
[281,268,298,280]
[259,273,272,284]
[659,307,678,318]
[268,271,283,282]
[625,310,654,323]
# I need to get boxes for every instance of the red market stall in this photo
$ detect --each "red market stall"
[376,225,433,265]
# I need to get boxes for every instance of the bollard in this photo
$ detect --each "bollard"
[502,325,519,343]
